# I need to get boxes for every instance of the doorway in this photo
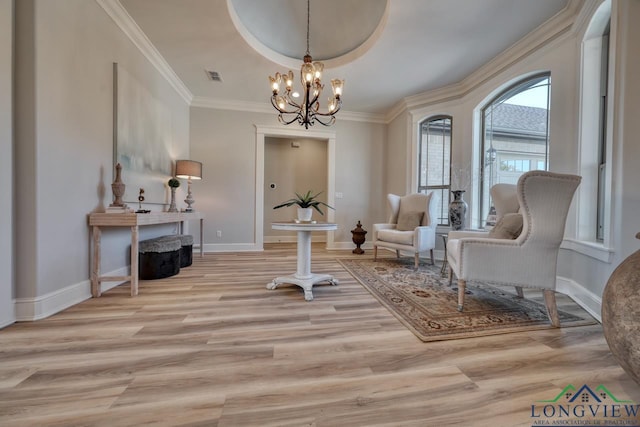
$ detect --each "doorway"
[264,137,328,242]
[255,125,336,250]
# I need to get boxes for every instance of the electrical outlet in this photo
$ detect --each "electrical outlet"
[216,230,222,238]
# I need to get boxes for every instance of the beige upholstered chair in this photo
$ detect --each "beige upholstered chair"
[373,193,437,269]
[447,171,581,326]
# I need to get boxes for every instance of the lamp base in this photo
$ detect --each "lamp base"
[183,179,195,212]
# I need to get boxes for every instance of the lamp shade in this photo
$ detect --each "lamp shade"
[175,160,202,180]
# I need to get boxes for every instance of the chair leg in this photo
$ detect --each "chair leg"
[515,286,524,298]
[414,253,419,270]
[396,250,400,259]
[457,279,466,312]
[543,289,560,327]
[448,266,453,286]
[430,249,435,265]
[373,245,378,261]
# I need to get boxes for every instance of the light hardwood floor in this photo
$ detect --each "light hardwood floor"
[1,244,638,426]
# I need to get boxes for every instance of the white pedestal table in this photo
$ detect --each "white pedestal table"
[268,221,338,301]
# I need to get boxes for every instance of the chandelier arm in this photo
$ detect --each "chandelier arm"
[313,99,342,117]
[307,90,320,107]
[313,109,341,118]
[278,113,303,126]
[284,97,302,110]
[313,115,336,127]
[271,95,302,114]
[297,113,313,129]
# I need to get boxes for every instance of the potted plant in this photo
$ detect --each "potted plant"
[274,190,334,221]
[167,178,180,212]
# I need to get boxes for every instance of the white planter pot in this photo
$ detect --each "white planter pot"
[297,207,313,221]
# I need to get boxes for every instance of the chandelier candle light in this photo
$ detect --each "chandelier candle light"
[175,159,202,212]
[268,0,344,129]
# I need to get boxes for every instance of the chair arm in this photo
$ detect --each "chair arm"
[414,225,436,250]
[373,223,396,240]
[448,230,489,240]
[455,237,526,283]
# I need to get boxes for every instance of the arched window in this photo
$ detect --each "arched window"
[418,115,452,226]
[479,73,551,226]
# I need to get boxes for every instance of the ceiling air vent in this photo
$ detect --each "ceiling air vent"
[206,70,222,82]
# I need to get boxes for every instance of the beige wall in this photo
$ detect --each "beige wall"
[0,0,14,327]
[11,0,190,320]
[189,107,386,250]
[385,111,408,197]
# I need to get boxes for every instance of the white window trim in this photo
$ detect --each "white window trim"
[575,0,615,249]
[560,238,614,263]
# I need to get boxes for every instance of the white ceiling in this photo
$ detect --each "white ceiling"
[119,0,569,115]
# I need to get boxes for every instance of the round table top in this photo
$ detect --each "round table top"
[271,221,338,231]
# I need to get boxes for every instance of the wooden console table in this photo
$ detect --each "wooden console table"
[89,211,204,297]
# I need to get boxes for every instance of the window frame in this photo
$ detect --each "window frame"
[575,0,614,256]
[478,72,551,228]
[417,115,453,227]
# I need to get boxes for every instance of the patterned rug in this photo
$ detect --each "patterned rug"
[338,258,597,342]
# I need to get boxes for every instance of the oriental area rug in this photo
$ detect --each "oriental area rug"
[338,258,597,342]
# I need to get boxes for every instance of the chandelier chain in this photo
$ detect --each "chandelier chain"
[306,0,310,56]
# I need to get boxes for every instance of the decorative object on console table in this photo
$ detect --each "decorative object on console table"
[602,232,640,386]
[167,178,180,212]
[175,160,202,212]
[136,188,150,213]
[106,163,130,213]
[273,190,334,222]
[351,220,367,254]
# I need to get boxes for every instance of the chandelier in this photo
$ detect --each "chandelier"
[268,0,344,129]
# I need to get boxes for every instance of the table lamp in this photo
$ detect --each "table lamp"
[175,159,202,212]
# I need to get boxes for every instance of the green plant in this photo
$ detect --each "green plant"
[273,190,335,215]
[168,178,181,188]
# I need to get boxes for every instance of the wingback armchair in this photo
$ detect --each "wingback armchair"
[447,171,581,326]
[373,193,437,269]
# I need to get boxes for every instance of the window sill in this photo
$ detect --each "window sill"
[560,238,614,263]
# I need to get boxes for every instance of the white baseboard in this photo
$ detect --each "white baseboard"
[557,276,602,323]
[264,236,327,244]
[15,267,128,322]
[202,243,262,252]
[329,242,374,251]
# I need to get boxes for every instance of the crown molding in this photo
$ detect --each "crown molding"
[389,81,468,122]
[191,96,386,124]
[394,0,583,116]
[191,96,272,113]
[571,0,607,40]
[95,0,193,105]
